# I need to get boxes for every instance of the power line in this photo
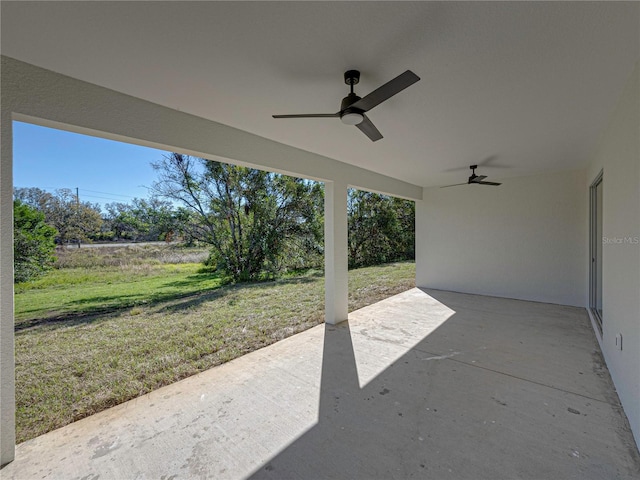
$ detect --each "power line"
[16,185,129,197]
[79,188,138,199]
[15,186,69,191]
[80,194,134,202]
[16,185,145,200]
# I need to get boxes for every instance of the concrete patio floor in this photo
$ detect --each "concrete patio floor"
[3,288,639,479]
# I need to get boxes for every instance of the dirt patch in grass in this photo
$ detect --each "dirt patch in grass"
[15,261,415,443]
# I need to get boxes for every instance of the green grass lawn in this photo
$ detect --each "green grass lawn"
[15,252,415,443]
[15,263,223,326]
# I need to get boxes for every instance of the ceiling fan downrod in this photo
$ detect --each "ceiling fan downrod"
[340,70,364,125]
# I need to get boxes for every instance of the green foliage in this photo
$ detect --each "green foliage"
[347,189,415,268]
[13,186,49,209]
[152,154,324,281]
[15,187,103,246]
[13,200,58,283]
[102,202,136,240]
[103,197,184,242]
[14,161,415,282]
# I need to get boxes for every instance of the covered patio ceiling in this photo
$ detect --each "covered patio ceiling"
[1,1,638,187]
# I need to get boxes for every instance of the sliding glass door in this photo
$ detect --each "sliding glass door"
[590,171,603,332]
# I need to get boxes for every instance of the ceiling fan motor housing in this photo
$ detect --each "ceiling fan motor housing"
[340,93,364,125]
[341,93,361,111]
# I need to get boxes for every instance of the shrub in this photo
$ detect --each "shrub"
[14,200,58,283]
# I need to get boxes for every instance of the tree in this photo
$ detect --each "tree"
[103,202,137,241]
[347,189,414,268]
[13,200,58,283]
[15,187,104,245]
[42,189,103,246]
[13,187,50,210]
[103,198,179,242]
[130,197,183,241]
[391,195,415,260]
[152,153,323,281]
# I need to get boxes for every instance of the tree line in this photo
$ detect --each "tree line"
[14,154,414,283]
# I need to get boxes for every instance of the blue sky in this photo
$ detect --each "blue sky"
[13,121,169,209]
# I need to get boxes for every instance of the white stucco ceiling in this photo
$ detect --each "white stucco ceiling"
[1,1,638,187]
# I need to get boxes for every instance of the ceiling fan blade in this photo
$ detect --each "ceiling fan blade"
[351,70,420,112]
[356,114,383,142]
[440,183,469,188]
[272,113,339,119]
[477,181,502,186]
[470,175,488,183]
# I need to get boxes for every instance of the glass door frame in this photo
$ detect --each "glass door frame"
[589,170,603,333]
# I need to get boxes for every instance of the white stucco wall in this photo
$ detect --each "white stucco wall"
[0,107,15,467]
[587,61,640,446]
[416,168,587,307]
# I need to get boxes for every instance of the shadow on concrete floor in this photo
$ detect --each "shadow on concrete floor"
[249,289,640,480]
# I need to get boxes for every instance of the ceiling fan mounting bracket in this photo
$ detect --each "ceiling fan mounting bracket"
[344,70,360,86]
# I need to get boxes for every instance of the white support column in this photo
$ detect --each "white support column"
[0,111,15,466]
[324,180,349,324]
